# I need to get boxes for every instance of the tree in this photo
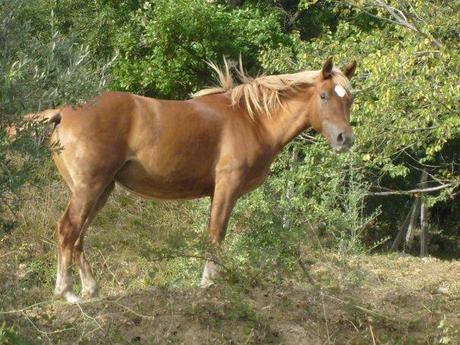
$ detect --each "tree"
[255,0,459,252]
[110,0,290,98]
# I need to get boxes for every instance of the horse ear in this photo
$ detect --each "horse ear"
[343,60,357,79]
[321,58,333,79]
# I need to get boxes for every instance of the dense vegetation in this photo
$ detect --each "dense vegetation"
[0,1,459,343]
[2,0,458,255]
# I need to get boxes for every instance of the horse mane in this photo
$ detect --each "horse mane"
[193,58,353,119]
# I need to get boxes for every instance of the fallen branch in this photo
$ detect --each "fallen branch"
[324,294,393,321]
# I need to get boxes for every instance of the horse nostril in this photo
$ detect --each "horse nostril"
[337,132,345,145]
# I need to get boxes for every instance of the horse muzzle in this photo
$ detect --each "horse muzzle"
[332,131,355,153]
[323,121,355,153]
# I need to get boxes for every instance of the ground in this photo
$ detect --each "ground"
[1,251,459,344]
[0,182,459,344]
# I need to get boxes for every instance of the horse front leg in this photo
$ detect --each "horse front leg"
[200,174,241,288]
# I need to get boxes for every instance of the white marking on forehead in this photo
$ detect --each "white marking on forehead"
[334,84,346,98]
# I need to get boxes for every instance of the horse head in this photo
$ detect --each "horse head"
[309,58,357,152]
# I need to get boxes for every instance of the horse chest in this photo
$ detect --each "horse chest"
[217,150,273,194]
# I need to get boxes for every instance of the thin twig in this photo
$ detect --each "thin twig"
[0,300,53,314]
[23,314,51,342]
[76,302,103,332]
[295,243,317,286]
[111,300,156,320]
[320,289,331,344]
[369,323,377,345]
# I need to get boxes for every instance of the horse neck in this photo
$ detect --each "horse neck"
[259,88,316,150]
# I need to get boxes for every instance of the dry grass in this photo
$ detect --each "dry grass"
[0,177,459,344]
[1,252,459,344]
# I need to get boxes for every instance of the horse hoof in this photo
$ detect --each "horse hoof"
[200,278,215,288]
[63,291,81,304]
[200,261,219,288]
[82,286,99,299]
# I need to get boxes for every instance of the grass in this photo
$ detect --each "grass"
[0,173,459,344]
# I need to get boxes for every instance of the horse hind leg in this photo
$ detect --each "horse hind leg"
[55,181,109,303]
[73,182,114,299]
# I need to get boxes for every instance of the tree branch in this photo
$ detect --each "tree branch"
[356,0,442,48]
[367,183,455,196]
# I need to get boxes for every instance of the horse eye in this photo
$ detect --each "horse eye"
[320,92,328,100]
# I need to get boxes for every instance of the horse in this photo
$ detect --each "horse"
[33,58,356,302]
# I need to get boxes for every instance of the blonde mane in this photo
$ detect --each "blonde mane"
[193,59,352,119]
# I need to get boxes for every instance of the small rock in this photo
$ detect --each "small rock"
[17,263,27,279]
[436,286,449,295]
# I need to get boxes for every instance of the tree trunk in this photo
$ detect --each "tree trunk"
[391,170,429,252]
[419,170,429,257]
[405,197,421,248]
[391,200,416,251]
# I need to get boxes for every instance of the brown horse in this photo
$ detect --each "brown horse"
[35,58,356,302]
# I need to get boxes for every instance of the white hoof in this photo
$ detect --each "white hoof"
[63,291,81,304]
[200,261,218,288]
[200,276,215,288]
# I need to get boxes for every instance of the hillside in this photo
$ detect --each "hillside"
[1,234,459,344]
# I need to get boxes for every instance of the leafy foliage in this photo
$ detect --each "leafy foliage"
[1,0,458,253]
[255,0,459,252]
[111,0,289,98]
[0,0,114,231]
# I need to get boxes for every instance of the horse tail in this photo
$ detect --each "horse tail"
[7,108,61,141]
[23,109,62,126]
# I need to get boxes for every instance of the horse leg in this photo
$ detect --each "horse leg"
[55,182,108,303]
[74,182,115,299]
[200,175,240,287]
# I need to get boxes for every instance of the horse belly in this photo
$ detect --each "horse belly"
[114,158,214,199]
